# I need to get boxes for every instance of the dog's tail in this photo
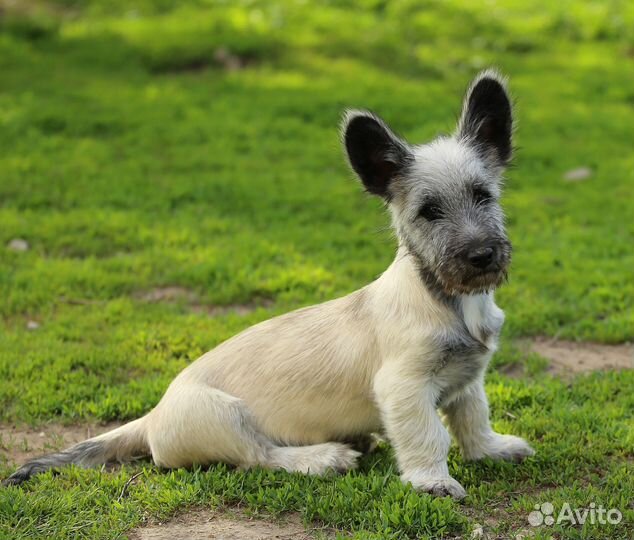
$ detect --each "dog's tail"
[3,417,149,486]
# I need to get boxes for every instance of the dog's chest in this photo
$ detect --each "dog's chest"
[458,294,505,346]
[430,294,504,403]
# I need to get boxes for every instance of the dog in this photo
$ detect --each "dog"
[4,70,534,499]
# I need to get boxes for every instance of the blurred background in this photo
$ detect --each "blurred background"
[0,0,632,416]
[1,3,633,539]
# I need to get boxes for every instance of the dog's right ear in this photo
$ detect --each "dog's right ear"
[342,110,412,199]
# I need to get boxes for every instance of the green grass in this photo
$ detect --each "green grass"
[0,0,633,538]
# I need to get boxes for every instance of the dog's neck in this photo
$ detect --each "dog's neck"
[404,247,457,306]
[376,245,503,344]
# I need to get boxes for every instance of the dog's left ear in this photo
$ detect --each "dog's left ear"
[457,70,513,168]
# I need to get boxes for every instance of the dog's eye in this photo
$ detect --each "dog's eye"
[418,201,444,221]
[472,186,493,205]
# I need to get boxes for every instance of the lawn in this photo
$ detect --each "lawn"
[0,0,633,538]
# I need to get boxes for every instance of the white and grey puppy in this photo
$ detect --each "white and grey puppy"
[5,70,534,499]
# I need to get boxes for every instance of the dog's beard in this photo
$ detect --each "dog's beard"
[404,238,511,297]
[436,267,509,295]
[434,239,512,296]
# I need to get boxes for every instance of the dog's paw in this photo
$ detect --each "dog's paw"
[328,444,363,474]
[466,433,534,462]
[270,442,361,475]
[304,443,361,475]
[401,470,466,500]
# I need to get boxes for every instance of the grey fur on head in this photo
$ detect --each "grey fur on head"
[342,69,513,297]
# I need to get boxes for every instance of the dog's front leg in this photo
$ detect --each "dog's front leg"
[374,362,466,500]
[442,375,534,462]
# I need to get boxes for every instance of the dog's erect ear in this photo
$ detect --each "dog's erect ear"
[457,70,513,168]
[342,110,412,198]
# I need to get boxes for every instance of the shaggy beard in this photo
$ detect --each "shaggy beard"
[434,240,512,296]
[437,268,509,296]
[404,239,511,297]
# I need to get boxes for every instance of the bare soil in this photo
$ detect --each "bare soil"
[128,508,334,540]
[531,337,633,375]
[137,287,273,317]
[0,421,122,466]
[501,338,633,379]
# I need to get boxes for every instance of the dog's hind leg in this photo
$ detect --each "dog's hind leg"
[147,385,360,475]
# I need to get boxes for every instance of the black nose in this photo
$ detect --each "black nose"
[467,246,495,269]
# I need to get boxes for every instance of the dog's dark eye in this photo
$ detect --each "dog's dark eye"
[418,200,444,221]
[472,186,493,205]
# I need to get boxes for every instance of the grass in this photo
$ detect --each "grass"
[0,0,632,538]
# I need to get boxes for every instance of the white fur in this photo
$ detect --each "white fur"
[12,71,535,497]
[25,243,532,498]
[122,243,532,499]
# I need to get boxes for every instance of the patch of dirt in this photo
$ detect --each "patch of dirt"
[499,338,633,379]
[498,362,525,379]
[192,300,274,318]
[137,286,198,303]
[129,508,334,540]
[0,422,122,466]
[531,337,633,375]
[137,287,274,317]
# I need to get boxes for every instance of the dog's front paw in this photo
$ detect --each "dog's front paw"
[401,470,466,500]
[466,433,534,462]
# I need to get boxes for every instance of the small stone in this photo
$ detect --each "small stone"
[39,432,45,437]
[8,238,29,251]
[26,320,40,330]
[213,47,246,71]
[471,523,485,538]
[563,167,592,181]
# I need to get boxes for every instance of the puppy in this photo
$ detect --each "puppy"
[5,70,534,499]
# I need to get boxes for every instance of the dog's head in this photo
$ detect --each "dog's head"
[343,70,513,296]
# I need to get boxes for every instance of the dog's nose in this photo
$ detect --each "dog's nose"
[467,246,495,269]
